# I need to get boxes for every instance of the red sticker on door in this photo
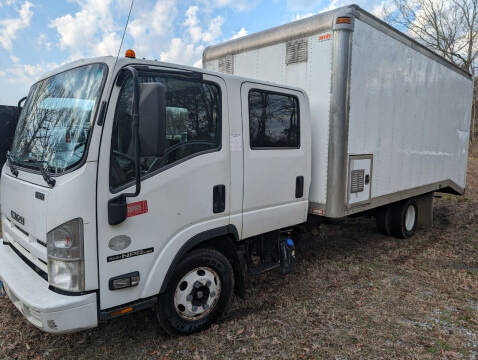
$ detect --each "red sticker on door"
[127,200,148,218]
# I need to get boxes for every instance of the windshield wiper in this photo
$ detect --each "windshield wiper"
[6,152,19,177]
[23,159,56,188]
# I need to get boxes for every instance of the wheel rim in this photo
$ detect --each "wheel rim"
[174,267,221,320]
[405,204,416,231]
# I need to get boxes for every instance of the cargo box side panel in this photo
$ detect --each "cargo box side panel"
[231,32,334,205]
[205,59,219,72]
[348,19,473,202]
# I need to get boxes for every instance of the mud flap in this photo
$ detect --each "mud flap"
[280,237,296,275]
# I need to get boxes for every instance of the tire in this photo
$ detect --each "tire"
[390,198,418,239]
[376,205,392,235]
[156,249,234,336]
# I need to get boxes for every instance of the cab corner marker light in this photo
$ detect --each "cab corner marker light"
[110,307,133,318]
[125,49,136,59]
[336,16,351,24]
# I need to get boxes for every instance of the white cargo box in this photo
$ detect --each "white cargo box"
[203,4,473,218]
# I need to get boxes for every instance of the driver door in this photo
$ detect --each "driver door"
[96,68,230,310]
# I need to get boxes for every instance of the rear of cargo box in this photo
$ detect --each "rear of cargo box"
[203,4,473,219]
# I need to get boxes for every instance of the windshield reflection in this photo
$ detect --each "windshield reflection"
[11,63,107,174]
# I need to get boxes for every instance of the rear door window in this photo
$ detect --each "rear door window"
[248,89,300,149]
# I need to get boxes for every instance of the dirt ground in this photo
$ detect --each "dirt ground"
[0,144,477,360]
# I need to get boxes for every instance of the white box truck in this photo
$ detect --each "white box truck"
[0,5,472,335]
[203,4,473,222]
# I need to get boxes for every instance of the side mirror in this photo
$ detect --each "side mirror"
[108,195,127,226]
[139,82,167,157]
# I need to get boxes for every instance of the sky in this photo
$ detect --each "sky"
[0,0,387,105]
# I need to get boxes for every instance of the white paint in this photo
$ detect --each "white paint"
[0,7,473,333]
[230,133,242,151]
[0,239,97,333]
[240,82,310,239]
[96,73,232,309]
[348,19,473,199]
[211,32,333,205]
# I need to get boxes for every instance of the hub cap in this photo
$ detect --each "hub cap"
[174,267,221,320]
[405,204,416,231]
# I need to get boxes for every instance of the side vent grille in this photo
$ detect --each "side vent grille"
[350,169,365,193]
[218,55,234,74]
[286,39,308,65]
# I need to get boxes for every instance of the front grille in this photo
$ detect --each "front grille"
[37,239,46,247]
[5,242,48,281]
[14,225,29,237]
[3,216,48,274]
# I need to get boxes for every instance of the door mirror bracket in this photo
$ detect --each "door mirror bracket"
[17,96,27,123]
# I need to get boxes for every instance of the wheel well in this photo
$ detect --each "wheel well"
[189,235,246,299]
[190,235,236,264]
[159,226,246,298]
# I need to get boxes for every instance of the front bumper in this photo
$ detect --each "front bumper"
[0,238,98,333]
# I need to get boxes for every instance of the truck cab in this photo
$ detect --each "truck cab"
[0,55,311,335]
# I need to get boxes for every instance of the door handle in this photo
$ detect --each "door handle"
[213,185,226,213]
[295,176,304,198]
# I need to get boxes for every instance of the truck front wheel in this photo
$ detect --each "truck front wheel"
[156,249,234,335]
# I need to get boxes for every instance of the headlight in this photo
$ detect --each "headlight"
[47,218,85,292]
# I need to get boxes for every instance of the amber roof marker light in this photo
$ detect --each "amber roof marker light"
[336,16,352,24]
[125,49,136,59]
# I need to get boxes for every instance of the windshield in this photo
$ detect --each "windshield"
[11,63,107,173]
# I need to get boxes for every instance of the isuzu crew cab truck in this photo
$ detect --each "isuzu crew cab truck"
[0,5,472,335]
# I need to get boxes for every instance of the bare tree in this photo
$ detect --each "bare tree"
[383,0,478,70]
[381,0,478,142]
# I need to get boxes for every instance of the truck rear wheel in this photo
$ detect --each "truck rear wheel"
[376,205,392,235]
[156,249,234,336]
[390,198,418,239]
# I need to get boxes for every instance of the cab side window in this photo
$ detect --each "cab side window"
[110,73,222,191]
[248,89,300,149]
[110,77,135,189]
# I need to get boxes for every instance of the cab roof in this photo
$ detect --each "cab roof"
[36,55,308,96]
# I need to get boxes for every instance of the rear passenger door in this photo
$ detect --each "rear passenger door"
[240,82,308,239]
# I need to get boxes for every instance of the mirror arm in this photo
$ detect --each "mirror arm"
[17,96,27,119]
[17,96,27,110]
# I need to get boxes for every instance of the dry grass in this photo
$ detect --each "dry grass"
[1,145,477,359]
